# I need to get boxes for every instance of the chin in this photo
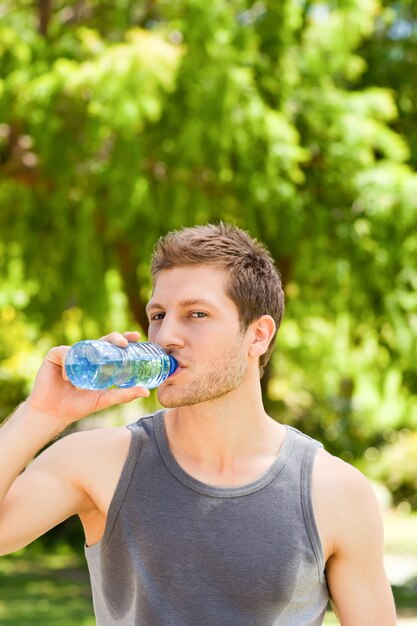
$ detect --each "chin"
[157,387,204,408]
[156,387,184,408]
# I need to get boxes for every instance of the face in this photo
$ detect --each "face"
[146,265,250,408]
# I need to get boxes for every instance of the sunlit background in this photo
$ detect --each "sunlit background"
[0,0,417,623]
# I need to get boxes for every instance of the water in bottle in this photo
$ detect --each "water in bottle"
[65,340,178,390]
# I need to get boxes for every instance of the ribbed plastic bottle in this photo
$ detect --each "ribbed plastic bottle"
[65,340,178,390]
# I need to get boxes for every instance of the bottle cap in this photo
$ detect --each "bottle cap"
[168,355,178,376]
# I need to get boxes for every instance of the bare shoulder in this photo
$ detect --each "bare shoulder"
[33,425,133,508]
[58,424,132,456]
[313,448,374,499]
[35,424,132,472]
[312,449,383,560]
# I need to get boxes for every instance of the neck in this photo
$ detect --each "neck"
[163,378,285,482]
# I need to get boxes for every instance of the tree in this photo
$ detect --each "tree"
[1,0,417,483]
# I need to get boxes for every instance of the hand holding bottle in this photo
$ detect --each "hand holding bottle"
[26,331,151,427]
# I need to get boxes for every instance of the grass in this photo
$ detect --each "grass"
[0,549,94,626]
[0,511,416,625]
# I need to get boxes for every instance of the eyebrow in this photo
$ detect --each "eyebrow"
[146,299,217,313]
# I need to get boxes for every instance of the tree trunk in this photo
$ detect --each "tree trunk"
[114,239,149,335]
[38,0,51,37]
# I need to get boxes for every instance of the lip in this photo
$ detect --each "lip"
[168,365,184,379]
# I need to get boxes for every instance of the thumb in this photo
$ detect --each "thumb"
[44,345,71,380]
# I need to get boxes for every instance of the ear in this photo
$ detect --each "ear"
[247,315,276,359]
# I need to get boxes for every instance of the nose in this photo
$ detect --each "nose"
[151,315,185,352]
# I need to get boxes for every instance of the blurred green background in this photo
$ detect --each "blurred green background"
[1,0,417,623]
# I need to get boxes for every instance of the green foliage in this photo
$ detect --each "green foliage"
[0,305,37,420]
[367,431,417,509]
[0,0,417,508]
[0,20,182,329]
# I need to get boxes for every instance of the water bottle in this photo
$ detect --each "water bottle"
[65,340,178,390]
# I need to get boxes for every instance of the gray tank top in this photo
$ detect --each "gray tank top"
[85,411,329,625]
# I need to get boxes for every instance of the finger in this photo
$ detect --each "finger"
[45,345,70,367]
[44,346,72,382]
[99,332,129,347]
[123,331,141,343]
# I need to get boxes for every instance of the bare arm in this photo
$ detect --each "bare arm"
[0,332,149,556]
[314,451,396,625]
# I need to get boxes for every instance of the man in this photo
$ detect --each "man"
[0,224,395,625]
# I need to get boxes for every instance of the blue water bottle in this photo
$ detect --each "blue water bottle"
[65,340,177,390]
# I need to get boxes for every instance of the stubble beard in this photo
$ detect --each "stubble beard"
[156,339,248,408]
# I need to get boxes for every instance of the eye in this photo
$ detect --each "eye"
[150,312,165,321]
[190,311,207,318]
